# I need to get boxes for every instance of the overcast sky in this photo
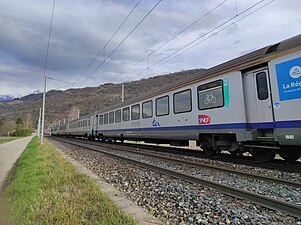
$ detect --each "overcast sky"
[0,0,300,97]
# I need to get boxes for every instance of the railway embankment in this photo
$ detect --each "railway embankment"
[0,137,136,225]
[49,137,301,225]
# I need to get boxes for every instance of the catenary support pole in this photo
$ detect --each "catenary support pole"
[41,76,46,144]
[121,83,124,102]
[37,107,41,137]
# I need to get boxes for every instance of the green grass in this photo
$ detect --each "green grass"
[1,137,136,225]
[0,137,20,144]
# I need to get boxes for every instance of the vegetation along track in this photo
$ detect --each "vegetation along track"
[51,136,301,218]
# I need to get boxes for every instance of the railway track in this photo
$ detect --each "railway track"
[57,137,301,187]
[114,141,301,174]
[51,136,301,218]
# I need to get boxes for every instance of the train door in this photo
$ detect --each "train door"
[92,115,98,136]
[243,68,275,129]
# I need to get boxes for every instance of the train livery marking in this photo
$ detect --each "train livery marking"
[276,57,301,101]
[198,115,211,124]
[152,118,161,127]
[223,78,230,107]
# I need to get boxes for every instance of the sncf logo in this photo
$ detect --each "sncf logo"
[198,115,211,124]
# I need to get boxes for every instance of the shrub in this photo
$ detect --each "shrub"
[10,129,32,137]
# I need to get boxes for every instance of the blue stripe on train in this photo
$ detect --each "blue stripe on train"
[95,120,301,133]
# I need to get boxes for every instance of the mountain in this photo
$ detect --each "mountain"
[0,95,15,102]
[0,68,206,135]
[20,90,63,101]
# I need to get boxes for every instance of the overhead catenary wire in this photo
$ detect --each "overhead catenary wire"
[73,0,143,85]
[151,0,276,74]
[128,0,275,82]
[46,76,75,90]
[46,76,74,84]
[51,0,225,94]
[79,0,163,87]
[115,0,229,81]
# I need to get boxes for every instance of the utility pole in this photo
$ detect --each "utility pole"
[41,75,47,144]
[121,83,124,102]
[37,108,41,137]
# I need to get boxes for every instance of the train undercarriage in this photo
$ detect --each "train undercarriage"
[82,131,301,163]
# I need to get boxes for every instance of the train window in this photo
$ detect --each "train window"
[109,111,114,123]
[256,72,269,100]
[174,89,192,114]
[142,100,153,118]
[99,115,103,125]
[131,104,140,120]
[104,113,108,124]
[123,107,130,121]
[156,96,169,116]
[198,80,224,110]
[115,109,121,123]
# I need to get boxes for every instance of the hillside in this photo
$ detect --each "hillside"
[0,68,205,135]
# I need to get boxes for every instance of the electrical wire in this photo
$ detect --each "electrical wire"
[128,0,275,81]
[73,0,143,85]
[116,0,229,81]
[152,0,276,74]
[79,0,162,87]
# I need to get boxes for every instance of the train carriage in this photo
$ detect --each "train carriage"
[52,34,301,162]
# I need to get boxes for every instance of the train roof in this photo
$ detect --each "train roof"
[89,34,301,116]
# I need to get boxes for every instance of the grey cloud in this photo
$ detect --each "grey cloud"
[1,0,301,96]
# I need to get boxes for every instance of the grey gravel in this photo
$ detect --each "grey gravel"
[100,147,301,206]
[49,139,301,225]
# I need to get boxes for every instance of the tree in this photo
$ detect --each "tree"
[0,118,4,127]
[16,117,23,129]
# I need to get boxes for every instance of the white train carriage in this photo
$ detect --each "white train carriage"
[67,115,92,138]
[51,123,68,136]
[88,34,301,162]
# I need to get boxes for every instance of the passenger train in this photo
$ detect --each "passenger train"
[52,34,301,163]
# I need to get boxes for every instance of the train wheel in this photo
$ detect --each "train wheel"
[200,139,215,156]
[250,148,275,162]
[279,147,301,162]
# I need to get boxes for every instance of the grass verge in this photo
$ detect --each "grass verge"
[1,137,135,225]
[0,137,20,144]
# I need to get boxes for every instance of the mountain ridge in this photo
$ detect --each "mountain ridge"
[0,68,205,135]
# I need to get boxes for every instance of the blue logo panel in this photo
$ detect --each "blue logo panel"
[275,57,301,101]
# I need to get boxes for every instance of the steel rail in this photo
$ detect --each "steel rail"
[100,142,301,188]
[105,141,301,173]
[51,137,301,218]
[54,137,301,188]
